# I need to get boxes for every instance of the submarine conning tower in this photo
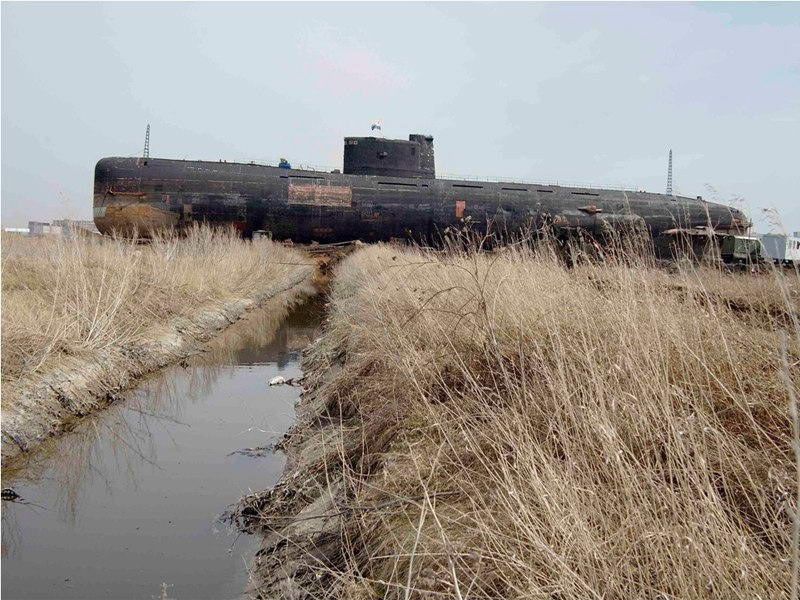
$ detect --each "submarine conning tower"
[343,133,435,179]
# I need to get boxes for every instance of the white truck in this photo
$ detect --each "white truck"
[759,232,800,264]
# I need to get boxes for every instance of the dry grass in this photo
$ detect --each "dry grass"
[1,225,312,404]
[291,241,799,599]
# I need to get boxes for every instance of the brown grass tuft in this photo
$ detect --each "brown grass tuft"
[1,225,312,407]
[285,241,799,599]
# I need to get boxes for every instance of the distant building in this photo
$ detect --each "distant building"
[27,219,99,237]
[28,221,58,236]
[52,219,100,236]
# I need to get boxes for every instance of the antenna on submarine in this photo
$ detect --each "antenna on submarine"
[143,124,151,159]
[665,149,673,197]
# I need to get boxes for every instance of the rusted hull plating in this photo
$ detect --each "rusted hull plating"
[94,157,749,247]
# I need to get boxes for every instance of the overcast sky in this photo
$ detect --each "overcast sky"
[2,2,799,231]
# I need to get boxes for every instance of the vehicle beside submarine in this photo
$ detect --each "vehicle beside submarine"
[93,132,750,253]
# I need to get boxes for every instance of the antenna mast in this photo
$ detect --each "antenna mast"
[143,124,151,159]
[666,149,673,196]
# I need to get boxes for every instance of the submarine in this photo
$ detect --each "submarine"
[93,132,750,250]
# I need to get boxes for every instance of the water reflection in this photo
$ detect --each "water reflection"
[2,294,322,600]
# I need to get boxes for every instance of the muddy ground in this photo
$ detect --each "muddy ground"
[230,331,350,599]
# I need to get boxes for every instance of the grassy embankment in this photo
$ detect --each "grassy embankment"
[1,226,315,462]
[244,240,799,599]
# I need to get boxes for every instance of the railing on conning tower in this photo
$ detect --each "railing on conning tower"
[236,158,648,192]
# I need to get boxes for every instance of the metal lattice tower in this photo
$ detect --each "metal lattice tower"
[143,124,150,159]
[666,149,673,196]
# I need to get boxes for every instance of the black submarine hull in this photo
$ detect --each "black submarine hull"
[93,157,748,249]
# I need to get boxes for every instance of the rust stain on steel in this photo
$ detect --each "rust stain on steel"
[727,217,747,230]
[288,184,352,207]
[94,202,178,235]
[107,189,147,198]
[455,199,466,218]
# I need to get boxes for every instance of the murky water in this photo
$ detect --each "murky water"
[2,296,323,600]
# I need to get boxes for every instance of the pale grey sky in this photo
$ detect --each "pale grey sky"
[2,2,799,231]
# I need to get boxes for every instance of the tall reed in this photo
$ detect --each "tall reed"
[293,240,799,599]
[1,226,312,401]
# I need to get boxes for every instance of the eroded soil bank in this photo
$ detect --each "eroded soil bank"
[1,265,316,466]
[231,328,350,598]
[2,295,325,600]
